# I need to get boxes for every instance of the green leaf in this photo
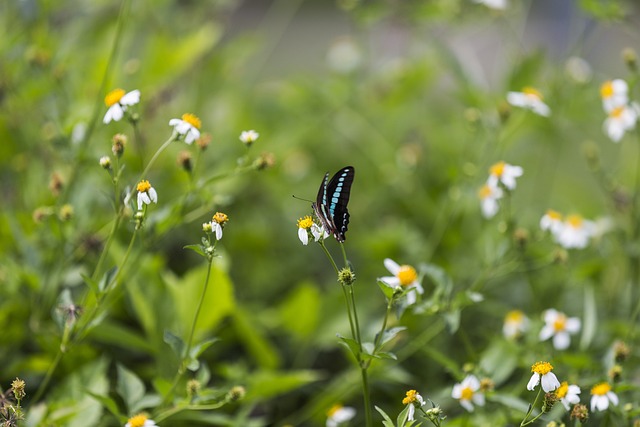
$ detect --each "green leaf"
[87,321,155,354]
[116,364,146,413]
[378,326,407,348]
[189,337,219,360]
[245,369,321,401]
[183,244,206,257]
[375,405,396,427]
[86,391,123,421]
[80,273,99,295]
[164,329,185,358]
[478,340,518,385]
[98,266,118,293]
[377,280,396,300]
[232,308,280,369]
[278,282,321,339]
[165,262,235,340]
[396,404,410,427]
[337,334,361,360]
[375,351,398,360]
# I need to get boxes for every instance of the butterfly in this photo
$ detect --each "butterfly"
[312,166,355,242]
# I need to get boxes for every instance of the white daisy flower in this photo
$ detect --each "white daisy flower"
[555,214,596,249]
[539,309,581,350]
[487,161,523,190]
[478,183,503,219]
[600,79,629,112]
[169,113,202,144]
[296,216,327,245]
[402,390,426,421]
[507,87,550,116]
[540,209,563,236]
[209,212,229,240]
[590,382,618,412]
[136,180,157,211]
[452,375,485,412]
[503,310,529,339]
[239,130,260,146]
[103,89,140,124]
[556,381,581,410]
[380,258,424,305]
[326,404,356,427]
[124,414,157,427]
[472,0,507,9]
[527,361,560,393]
[603,103,638,142]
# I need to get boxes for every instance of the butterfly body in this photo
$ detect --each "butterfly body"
[312,166,355,242]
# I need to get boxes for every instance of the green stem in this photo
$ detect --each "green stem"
[520,388,542,426]
[32,321,72,403]
[318,240,340,275]
[360,367,373,427]
[164,253,214,405]
[154,397,231,423]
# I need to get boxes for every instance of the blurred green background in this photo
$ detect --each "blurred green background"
[2,0,640,425]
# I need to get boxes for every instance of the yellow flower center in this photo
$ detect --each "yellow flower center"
[531,361,553,375]
[460,387,474,401]
[127,415,148,427]
[490,161,506,177]
[478,184,493,200]
[600,81,614,99]
[212,211,229,225]
[505,310,524,324]
[566,214,583,229]
[105,88,125,106]
[297,215,314,230]
[397,265,417,286]
[327,404,342,417]
[546,209,562,221]
[610,106,625,119]
[402,389,419,405]
[553,313,567,332]
[523,87,543,100]
[136,180,151,192]
[182,113,202,129]
[591,382,611,396]
[556,381,569,398]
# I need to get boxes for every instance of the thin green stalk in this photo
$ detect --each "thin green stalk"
[360,367,373,427]
[520,388,542,426]
[32,322,72,403]
[154,397,231,423]
[164,254,214,405]
[318,240,340,275]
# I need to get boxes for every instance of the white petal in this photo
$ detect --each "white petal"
[405,289,417,305]
[185,128,200,144]
[460,399,474,412]
[169,118,182,126]
[541,372,560,392]
[148,187,158,204]
[539,325,554,341]
[120,89,140,106]
[138,192,150,210]
[407,404,415,421]
[543,308,559,323]
[463,375,480,390]
[482,198,499,218]
[532,100,551,116]
[383,258,400,275]
[473,393,485,407]
[214,223,223,240]
[607,391,619,406]
[298,228,309,245]
[527,373,540,391]
[507,92,528,107]
[553,331,571,350]
[379,276,400,287]
[451,384,462,399]
[565,317,581,333]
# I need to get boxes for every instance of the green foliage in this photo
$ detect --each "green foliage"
[3,0,640,425]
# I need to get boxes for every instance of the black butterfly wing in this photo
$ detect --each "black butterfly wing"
[325,166,355,242]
